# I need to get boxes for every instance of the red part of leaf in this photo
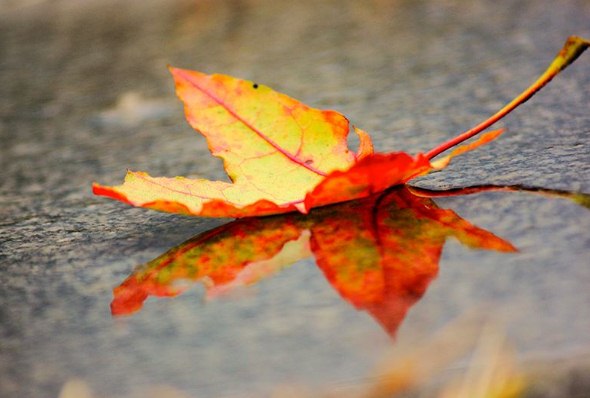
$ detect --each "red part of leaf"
[111,187,515,338]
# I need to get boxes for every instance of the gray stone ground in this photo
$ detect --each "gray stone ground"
[1,0,589,397]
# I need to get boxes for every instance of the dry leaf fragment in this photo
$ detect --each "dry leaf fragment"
[93,36,589,217]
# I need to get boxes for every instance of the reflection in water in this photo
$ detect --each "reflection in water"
[111,186,519,337]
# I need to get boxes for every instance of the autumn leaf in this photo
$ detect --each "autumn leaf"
[93,36,589,217]
[111,186,515,337]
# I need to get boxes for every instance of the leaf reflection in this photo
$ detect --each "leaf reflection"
[111,186,522,337]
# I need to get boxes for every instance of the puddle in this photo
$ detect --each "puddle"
[111,186,516,338]
[99,185,588,396]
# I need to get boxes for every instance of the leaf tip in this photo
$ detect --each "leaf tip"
[91,182,108,196]
[294,202,309,214]
[167,64,180,74]
[92,182,132,206]
[167,65,195,86]
[502,242,519,253]
[353,126,375,161]
[429,128,505,170]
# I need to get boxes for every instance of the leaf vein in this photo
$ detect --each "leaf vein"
[176,69,328,177]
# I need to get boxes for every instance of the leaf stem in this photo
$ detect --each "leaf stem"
[408,184,590,209]
[425,36,590,161]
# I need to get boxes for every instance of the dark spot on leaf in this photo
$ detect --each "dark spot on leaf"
[253,83,259,89]
[305,159,314,165]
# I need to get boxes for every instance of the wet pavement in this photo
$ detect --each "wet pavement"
[1,1,589,397]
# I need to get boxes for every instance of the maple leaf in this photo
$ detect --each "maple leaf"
[93,36,589,217]
[111,186,516,337]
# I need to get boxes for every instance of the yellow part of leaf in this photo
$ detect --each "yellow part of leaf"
[170,67,365,203]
